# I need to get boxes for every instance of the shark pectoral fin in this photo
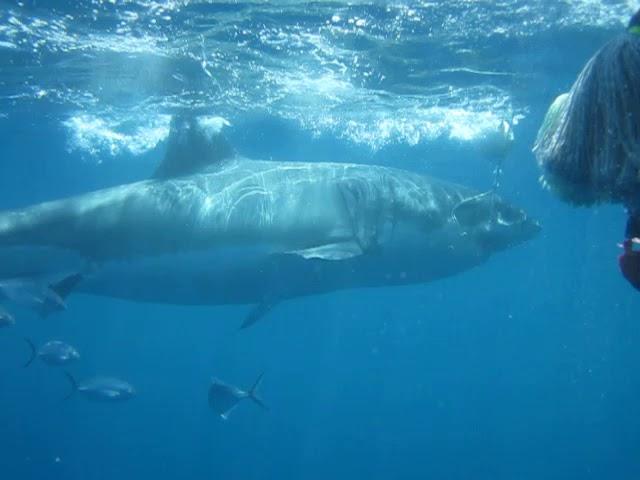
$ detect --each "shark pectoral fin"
[240,299,280,330]
[286,241,364,261]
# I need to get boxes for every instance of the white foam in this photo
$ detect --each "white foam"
[2,0,634,158]
[561,0,635,29]
[63,114,170,158]
[197,116,231,138]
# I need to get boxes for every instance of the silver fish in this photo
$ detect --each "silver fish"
[208,373,267,420]
[23,339,79,367]
[0,278,66,317]
[64,373,136,402]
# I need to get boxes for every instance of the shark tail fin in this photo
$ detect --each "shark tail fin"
[22,338,36,368]
[63,371,78,400]
[248,372,268,411]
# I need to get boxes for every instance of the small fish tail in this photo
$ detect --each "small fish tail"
[22,338,36,368]
[248,372,268,411]
[63,371,78,400]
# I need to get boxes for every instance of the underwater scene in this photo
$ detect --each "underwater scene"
[1,1,640,479]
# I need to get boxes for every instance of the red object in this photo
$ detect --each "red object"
[618,239,640,290]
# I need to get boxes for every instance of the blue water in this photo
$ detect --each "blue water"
[1,1,640,479]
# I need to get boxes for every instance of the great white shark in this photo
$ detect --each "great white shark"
[0,116,540,327]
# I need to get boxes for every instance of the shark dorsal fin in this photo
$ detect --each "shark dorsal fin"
[153,115,234,179]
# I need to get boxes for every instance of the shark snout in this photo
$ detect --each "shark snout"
[500,206,541,242]
[474,202,541,252]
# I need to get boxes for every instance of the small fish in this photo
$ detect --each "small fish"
[0,306,15,327]
[64,373,136,402]
[23,339,80,367]
[0,272,84,318]
[0,279,65,317]
[208,373,267,420]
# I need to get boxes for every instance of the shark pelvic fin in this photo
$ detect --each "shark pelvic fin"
[240,298,279,330]
[49,272,85,302]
